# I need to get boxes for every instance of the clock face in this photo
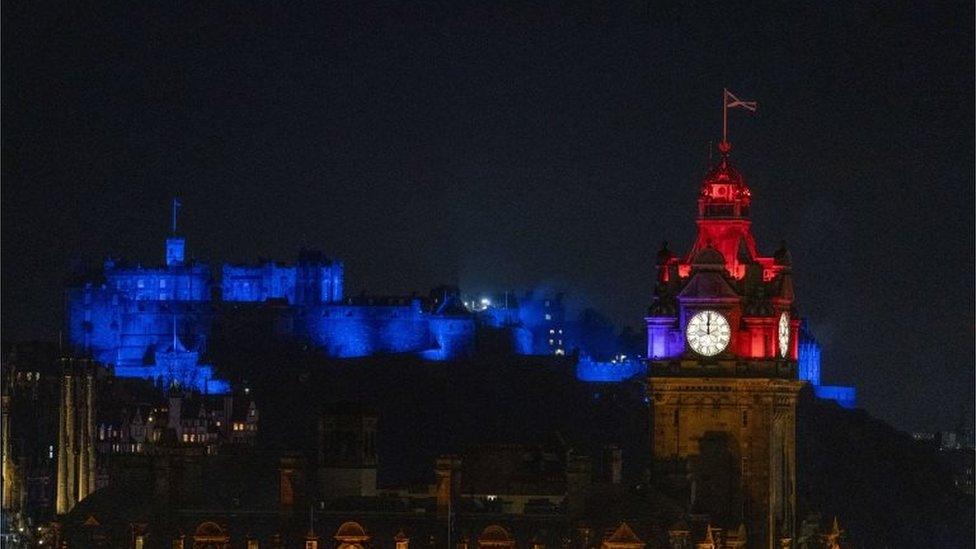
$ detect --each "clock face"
[778,312,790,357]
[685,310,731,357]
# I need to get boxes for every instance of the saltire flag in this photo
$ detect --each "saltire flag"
[724,89,757,112]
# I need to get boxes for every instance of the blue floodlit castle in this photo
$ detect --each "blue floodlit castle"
[67,206,544,393]
[67,227,229,393]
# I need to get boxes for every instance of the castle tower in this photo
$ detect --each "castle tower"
[55,357,96,515]
[166,197,186,267]
[646,134,802,548]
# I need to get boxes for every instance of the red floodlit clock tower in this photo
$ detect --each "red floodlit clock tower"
[647,92,803,549]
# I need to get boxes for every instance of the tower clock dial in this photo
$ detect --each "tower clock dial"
[685,310,731,356]
[778,312,790,357]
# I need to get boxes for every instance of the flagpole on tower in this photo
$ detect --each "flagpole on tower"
[720,88,757,154]
[722,88,729,148]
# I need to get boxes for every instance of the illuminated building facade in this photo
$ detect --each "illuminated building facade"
[797,320,857,409]
[66,227,227,394]
[469,291,566,356]
[646,141,803,548]
[55,358,96,516]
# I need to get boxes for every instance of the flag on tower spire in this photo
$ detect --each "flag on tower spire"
[722,88,757,150]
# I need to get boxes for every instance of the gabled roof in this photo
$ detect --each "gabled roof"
[83,515,100,527]
[601,521,645,548]
[678,270,740,301]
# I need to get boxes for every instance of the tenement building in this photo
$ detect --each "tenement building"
[646,140,804,548]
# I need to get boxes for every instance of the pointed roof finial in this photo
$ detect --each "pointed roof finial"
[703,524,715,544]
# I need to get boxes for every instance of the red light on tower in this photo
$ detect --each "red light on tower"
[646,92,802,547]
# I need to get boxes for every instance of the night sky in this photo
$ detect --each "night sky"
[3,2,973,433]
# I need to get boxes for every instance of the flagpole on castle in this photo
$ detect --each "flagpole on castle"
[171,198,181,235]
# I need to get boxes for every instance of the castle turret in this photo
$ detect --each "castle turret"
[166,198,185,267]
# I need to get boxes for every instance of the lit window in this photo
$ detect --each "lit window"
[182,434,189,442]
[49,445,54,459]
[549,339,554,345]
[159,279,166,288]
[545,314,551,320]
[137,279,145,288]
[549,329,555,334]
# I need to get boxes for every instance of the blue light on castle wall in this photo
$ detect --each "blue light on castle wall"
[576,356,646,383]
[797,320,856,408]
[222,260,343,305]
[797,321,822,386]
[813,385,857,409]
[420,317,476,361]
[512,326,534,355]
[306,303,428,358]
[114,346,229,394]
[304,303,477,362]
